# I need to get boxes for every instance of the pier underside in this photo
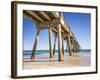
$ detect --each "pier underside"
[23,10,81,61]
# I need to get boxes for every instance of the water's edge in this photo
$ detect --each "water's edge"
[23,49,91,56]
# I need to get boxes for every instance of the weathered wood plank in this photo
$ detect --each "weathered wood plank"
[53,33,57,55]
[31,29,40,59]
[62,37,64,55]
[51,12,60,18]
[58,24,63,61]
[66,34,72,56]
[39,12,51,21]
[27,11,44,22]
[48,28,53,58]
[23,11,38,23]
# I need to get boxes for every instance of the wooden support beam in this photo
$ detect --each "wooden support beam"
[62,37,64,55]
[31,29,40,59]
[58,24,63,61]
[37,18,60,30]
[39,12,51,21]
[23,11,38,23]
[51,12,59,18]
[76,43,78,52]
[66,40,68,53]
[63,32,68,39]
[74,41,79,53]
[66,35,72,56]
[73,40,75,53]
[75,41,80,52]
[37,19,64,32]
[48,28,53,58]
[76,45,78,52]
[71,39,74,53]
[75,42,77,53]
[52,27,58,33]
[37,21,50,30]
[53,33,57,55]
[27,11,44,22]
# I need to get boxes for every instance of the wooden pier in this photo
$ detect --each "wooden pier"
[23,11,81,61]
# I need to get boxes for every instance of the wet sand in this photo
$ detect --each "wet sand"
[23,53,91,69]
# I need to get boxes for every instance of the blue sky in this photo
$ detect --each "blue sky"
[23,12,91,50]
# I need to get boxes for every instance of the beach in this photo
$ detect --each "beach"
[23,51,91,69]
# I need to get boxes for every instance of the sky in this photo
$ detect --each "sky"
[23,12,91,50]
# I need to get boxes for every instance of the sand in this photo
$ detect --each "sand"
[23,53,91,69]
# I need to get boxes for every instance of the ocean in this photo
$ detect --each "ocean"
[23,49,91,57]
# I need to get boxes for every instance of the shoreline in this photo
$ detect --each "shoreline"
[23,52,91,69]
